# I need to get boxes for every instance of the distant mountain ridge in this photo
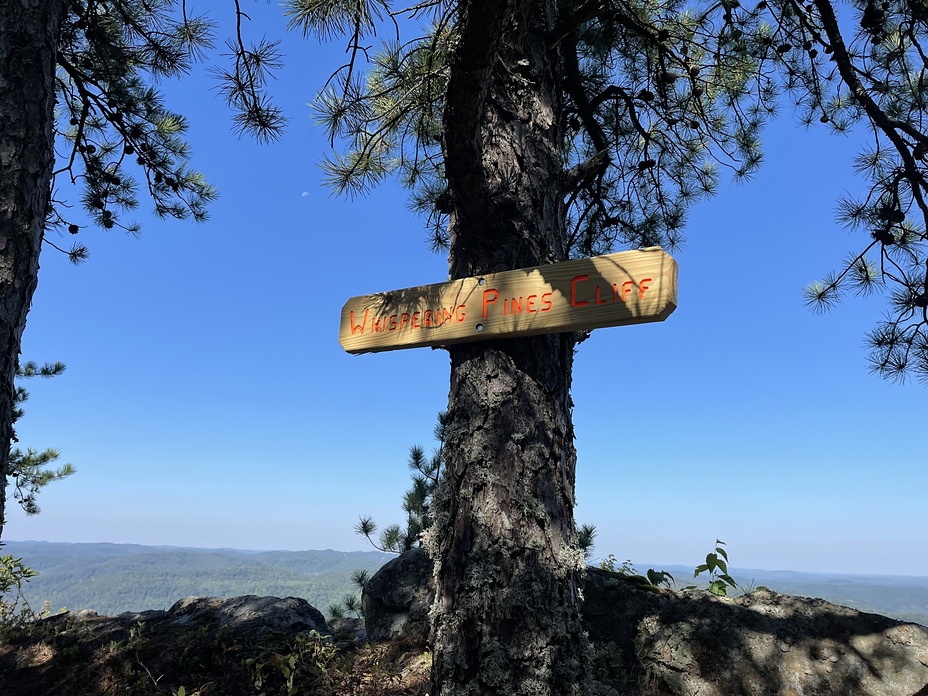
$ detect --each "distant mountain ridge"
[2,540,393,617]
[3,541,927,625]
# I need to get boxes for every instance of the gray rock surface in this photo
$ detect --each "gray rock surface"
[53,594,330,638]
[1,595,335,696]
[327,616,368,649]
[584,566,928,696]
[361,547,433,642]
[363,549,928,696]
[165,595,328,635]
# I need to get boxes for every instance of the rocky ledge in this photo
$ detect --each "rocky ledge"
[3,553,928,695]
[0,594,406,696]
[363,548,928,696]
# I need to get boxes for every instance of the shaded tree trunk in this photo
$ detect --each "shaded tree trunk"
[427,1,589,693]
[0,0,64,538]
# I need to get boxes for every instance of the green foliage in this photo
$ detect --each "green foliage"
[597,541,741,596]
[287,0,928,383]
[327,567,371,620]
[0,551,41,628]
[50,1,286,262]
[3,362,75,532]
[357,412,597,562]
[598,554,635,575]
[246,630,339,696]
[5,542,390,617]
[691,540,738,597]
[285,0,452,247]
[578,523,597,560]
[597,554,673,590]
[357,412,448,555]
[644,568,675,590]
[601,541,736,595]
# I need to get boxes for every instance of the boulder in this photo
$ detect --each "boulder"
[327,616,368,649]
[165,595,329,636]
[45,594,329,638]
[584,566,928,696]
[361,547,433,642]
[0,595,333,696]
[362,549,928,695]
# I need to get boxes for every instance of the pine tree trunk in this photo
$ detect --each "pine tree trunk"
[0,0,63,538]
[427,1,589,693]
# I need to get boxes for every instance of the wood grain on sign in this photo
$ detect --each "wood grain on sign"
[339,247,678,354]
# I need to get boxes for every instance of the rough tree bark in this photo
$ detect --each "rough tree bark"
[427,1,589,694]
[0,0,64,538]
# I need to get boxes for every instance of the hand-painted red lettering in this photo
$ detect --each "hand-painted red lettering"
[349,309,369,335]
[482,289,499,318]
[621,281,634,302]
[571,275,590,307]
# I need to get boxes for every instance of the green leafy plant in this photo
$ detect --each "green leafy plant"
[599,554,634,575]
[0,550,40,628]
[692,540,738,597]
[643,568,675,589]
[598,554,674,590]
[245,631,339,696]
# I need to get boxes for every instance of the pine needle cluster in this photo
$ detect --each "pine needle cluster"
[49,1,287,262]
[287,0,928,383]
[356,412,448,554]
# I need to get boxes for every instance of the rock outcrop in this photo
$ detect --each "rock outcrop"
[163,594,329,635]
[0,595,334,696]
[585,567,928,696]
[364,549,928,696]
[362,546,433,642]
[5,566,928,696]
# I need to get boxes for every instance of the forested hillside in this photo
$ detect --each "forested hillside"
[6,541,927,625]
[4,541,392,617]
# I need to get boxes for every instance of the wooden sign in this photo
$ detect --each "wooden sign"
[339,247,677,354]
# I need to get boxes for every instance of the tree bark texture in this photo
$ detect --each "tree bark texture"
[0,0,64,538]
[427,1,589,694]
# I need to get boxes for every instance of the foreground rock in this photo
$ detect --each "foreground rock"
[585,567,928,696]
[0,595,374,696]
[161,594,329,634]
[365,549,928,696]
[362,546,434,642]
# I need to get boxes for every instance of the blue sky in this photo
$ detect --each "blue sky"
[6,4,926,577]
